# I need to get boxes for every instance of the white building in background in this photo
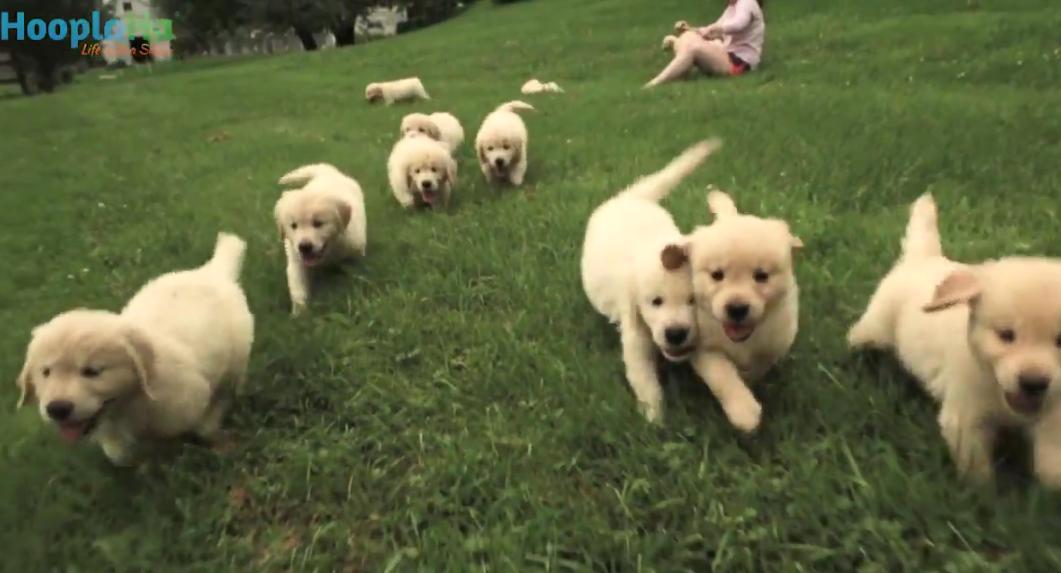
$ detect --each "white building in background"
[356,6,409,39]
[100,0,173,65]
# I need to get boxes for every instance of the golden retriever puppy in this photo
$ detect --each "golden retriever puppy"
[848,195,1061,488]
[364,77,430,105]
[686,190,802,433]
[400,112,465,154]
[581,140,722,423]
[274,163,367,315]
[15,233,254,465]
[475,100,535,186]
[387,135,457,210]
[521,79,564,94]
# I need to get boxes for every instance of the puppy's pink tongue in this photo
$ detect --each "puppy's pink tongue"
[58,423,83,444]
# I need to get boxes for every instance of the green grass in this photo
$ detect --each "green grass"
[2,0,1061,570]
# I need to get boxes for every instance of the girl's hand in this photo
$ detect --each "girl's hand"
[700,25,725,40]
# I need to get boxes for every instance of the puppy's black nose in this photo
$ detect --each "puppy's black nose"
[494,158,505,168]
[664,327,689,346]
[421,180,434,190]
[46,400,73,422]
[725,303,750,322]
[1019,375,1050,397]
[298,242,314,255]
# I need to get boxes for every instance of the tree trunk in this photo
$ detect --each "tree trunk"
[293,26,318,51]
[332,22,355,47]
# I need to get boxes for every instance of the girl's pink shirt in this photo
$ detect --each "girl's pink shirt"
[697,0,764,68]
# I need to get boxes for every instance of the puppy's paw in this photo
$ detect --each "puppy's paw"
[846,321,880,349]
[723,395,762,433]
[639,400,664,426]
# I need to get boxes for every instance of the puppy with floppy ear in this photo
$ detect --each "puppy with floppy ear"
[400,113,442,141]
[581,140,721,423]
[274,163,367,315]
[475,100,535,187]
[849,195,1061,487]
[388,135,458,211]
[364,77,430,105]
[399,112,465,154]
[685,188,803,433]
[15,233,254,466]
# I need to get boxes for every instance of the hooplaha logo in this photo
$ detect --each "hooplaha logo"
[0,10,175,49]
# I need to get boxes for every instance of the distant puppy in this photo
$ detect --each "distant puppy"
[521,79,564,94]
[475,100,535,186]
[400,112,465,154]
[685,190,803,433]
[274,163,367,315]
[365,77,430,105]
[15,233,254,466]
[388,135,457,210]
[848,195,1061,488]
[581,140,722,423]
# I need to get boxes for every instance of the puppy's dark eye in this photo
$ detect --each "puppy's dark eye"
[711,270,725,281]
[997,329,1016,344]
[503,144,511,150]
[42,367,51,378]
[651,297,663,307]
[431,167,437,173]
[415,168,421,174]
[1055,334,1061,349]
[753,269,770,284]
[290,223,298,230]
[418,128,424,133]
[312,220,323,229]
[487,146,494,151]
[81,367,101,378]
[688,296,695,305]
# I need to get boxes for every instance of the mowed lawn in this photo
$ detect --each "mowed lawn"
[2,0,1060,570]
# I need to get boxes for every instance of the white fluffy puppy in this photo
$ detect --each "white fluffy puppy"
[848,195,1061,488]
[686,190,803,433]
[475,100,535,186]
[581,139,722,423]
[365,77,430,105]
[400,112,465,154]
[15,233,254,466]
[388,135,457,210]
[521,79,564,94]
[275,163,367,315]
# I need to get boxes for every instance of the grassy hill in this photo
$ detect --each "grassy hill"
[1,0,1060,570]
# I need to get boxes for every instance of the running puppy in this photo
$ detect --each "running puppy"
[400,112,465,154]
[275,163,367,315]
[685,190,803,433]
[521,79,564,94]
[848,195,1061,488]
[15,233,254,466]
[388,135,457,210]
[365,77,430,105]
[581,140,722,423]
[475,100,535,186]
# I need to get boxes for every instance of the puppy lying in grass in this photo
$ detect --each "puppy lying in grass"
[15,233,254,466]
[849,195,1061,488]
[388,135,458,210]
[365,77,430,105]
[475,100,535,187]
[581,139,722,423]
[400,112,465,154]
[686,190,803,433]
[275,163,367,315]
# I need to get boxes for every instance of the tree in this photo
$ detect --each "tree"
[156,0,248,56]
[0,0,99,94]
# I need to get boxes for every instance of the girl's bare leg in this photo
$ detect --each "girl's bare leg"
[644,51,695,88]
[691,40,733,76]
